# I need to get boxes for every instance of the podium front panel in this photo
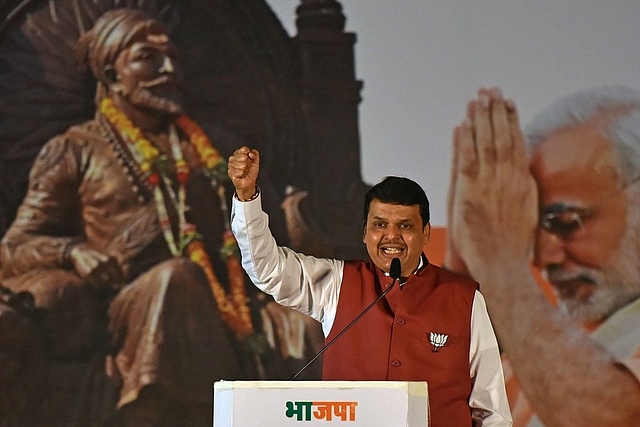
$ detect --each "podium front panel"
[213,380,429,426]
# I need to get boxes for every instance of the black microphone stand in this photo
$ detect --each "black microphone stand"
[289,258,401,381]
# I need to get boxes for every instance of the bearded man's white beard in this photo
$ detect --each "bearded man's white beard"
[548,204,640,324]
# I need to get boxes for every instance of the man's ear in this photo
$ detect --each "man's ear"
[103,65,118,84]
[103,65,123,94]
[423,222,431,244]
[362,224,367,243]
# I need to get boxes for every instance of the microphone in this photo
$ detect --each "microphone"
[389,257,401,281]
[289,257,402,380]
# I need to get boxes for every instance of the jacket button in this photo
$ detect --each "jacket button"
[396,318,405,326]
[391,359,401,367]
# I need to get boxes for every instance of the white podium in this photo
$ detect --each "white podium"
[213,380,429,426]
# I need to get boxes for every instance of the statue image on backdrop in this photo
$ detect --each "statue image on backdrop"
[446,86,640,426]
[0,8,325,427]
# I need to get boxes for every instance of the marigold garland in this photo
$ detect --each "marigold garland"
[100,97,254,341]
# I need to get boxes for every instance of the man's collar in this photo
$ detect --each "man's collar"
[382,253,429,286]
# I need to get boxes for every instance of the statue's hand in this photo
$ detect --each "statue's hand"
[261,301,323,360]
[68,243,124,290]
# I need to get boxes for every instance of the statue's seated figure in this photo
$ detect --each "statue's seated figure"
[0,9,323,427]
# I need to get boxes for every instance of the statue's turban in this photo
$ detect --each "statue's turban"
[77,8,166,85]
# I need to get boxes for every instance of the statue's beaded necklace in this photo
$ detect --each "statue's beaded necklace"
[100,97,254,340]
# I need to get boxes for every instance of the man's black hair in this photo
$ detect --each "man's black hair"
[363,176,430,226]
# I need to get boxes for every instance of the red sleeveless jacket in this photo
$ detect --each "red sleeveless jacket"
[322,259,478,427]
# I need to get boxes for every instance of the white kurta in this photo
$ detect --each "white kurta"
[231,194,512,426]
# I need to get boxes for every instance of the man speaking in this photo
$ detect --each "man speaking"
[228,146,512,427]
